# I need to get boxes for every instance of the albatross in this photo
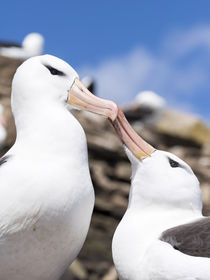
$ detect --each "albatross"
[0,54,118,280]
[0,33,44,59]
[123,90,166,126]
[108,109,210,280]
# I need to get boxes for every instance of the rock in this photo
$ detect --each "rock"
[202,183,210,207]
[156,109,210,146]
[202,144,210,156]
[114,162,131,181]
[61,259,88,279]
[102,266,118,280]
[199,157,210,168]
[0,55,22,150]
[69,259,88,279]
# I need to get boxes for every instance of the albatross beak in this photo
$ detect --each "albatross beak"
[68,78,155,160]
[68,78,118,121]
[111,108,155,160]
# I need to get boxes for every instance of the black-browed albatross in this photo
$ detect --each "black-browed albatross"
[0,54,118,280]
[108,108,210,280]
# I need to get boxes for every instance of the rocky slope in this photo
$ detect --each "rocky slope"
[0,56,210,280]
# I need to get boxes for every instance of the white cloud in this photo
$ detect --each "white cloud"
[79,25,210,118]
[163,25,210,57]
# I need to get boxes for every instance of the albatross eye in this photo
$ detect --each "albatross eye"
[169,158,180,168]
[45,65,65,76]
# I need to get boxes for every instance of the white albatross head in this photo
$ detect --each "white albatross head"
[11,54,118,132]
[12,54,78,109]
[108,109,202,212]
[135,90,166,110]
[126,148,202,211]
[22,33,44,58]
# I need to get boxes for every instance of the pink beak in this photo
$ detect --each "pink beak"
[68,78,155,160]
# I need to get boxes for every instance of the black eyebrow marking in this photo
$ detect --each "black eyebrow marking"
[44,65,65,76]
[0,155,10,166]
[168,157,180,168]
[167,156,191,173]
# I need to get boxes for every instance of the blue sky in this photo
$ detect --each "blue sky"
[1,0,210,122]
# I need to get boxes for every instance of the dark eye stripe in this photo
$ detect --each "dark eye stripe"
[169,158,180,168]
[45,65,65,76]
[0,155,11,166]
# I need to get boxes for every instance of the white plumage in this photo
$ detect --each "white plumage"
[0,55,94,280]
[112,147,210,280]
